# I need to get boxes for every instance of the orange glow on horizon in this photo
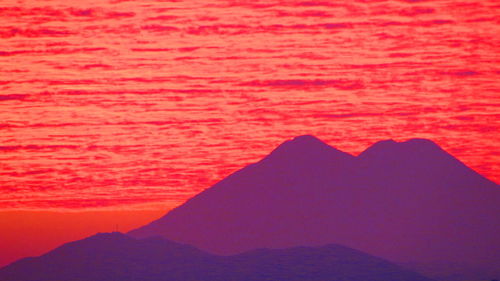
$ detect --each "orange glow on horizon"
[0,210,165,267]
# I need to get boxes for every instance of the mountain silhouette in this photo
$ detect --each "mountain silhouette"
[0,232,433,281]
[129,135,500,281]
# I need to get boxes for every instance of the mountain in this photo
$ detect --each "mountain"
[129,135,500,280]
[0,232,434,281]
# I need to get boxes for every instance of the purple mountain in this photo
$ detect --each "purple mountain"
[130,135,500,281]
[0,232,433,281]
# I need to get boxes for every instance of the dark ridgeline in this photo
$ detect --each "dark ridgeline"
[129,135,500,281]
[0,232,434,281]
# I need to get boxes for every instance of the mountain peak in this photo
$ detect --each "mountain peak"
[291,134,323,142]
[359,138,442,159]
[282,135,330,149]
[266,135,352,161]
[402,138,440,147]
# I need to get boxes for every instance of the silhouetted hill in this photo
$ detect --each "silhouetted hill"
[129,135,500,281]
[0,232,433,281]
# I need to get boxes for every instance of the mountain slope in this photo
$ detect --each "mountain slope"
[0,232,433,281]
[129,135,500,280]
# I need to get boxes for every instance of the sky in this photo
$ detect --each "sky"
[0,0,499,267]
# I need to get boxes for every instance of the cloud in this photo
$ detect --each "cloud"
[0,94,27,101]
[240,79,364,90]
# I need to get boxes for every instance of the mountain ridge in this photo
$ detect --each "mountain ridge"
[129,135,499,281]
[0,232,434,281]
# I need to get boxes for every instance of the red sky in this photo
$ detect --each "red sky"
[0,0,499,267]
